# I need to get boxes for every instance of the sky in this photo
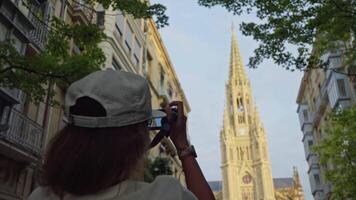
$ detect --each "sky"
[152,1,312,199]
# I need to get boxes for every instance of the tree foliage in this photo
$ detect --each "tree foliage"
[198,0,356,73]
[0,0,168,104]
[144,157,173,182]
[313,106,356,199]
[2,0,356,104]
[90,0,168,28]
[0,18,106,104]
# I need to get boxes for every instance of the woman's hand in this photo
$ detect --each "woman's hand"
[166,102,216,200]
[165,101,189,151]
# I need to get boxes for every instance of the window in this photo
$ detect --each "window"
[308,140,313,148]
[337,79,347,97]
[329,56,341,69]
[0,105,6,125]
[112,58,121,70]
[238,115,245,124]
[237,97,244,112]
[240,147,244,160]
[167,85,173,98]
[0,22,7,41]
[303,109,309,121]
[0,103,11,129]
[314,174,321,185]
[160,68,165,90]
[116,11,125,35]
[132,37,141,66]
[144,51,153,77]
[10,34,24,53]
[124,24,133,52]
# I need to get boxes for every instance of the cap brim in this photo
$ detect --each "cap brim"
[151,109,166,118]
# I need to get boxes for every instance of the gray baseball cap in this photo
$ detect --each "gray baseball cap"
[64,69,166,128]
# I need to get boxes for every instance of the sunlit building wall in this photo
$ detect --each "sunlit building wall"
[296,50,356,200]
[98,8,191,183]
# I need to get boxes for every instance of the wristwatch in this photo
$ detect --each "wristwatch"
[178,145,197,159]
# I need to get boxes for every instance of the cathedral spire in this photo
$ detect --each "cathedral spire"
[229,28,247,85]
[221,26,276,200]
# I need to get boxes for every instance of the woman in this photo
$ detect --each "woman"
[28,69,215,200]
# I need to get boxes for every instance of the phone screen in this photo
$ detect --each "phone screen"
[148,117,163,130]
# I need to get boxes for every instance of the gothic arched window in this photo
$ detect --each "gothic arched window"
[240,147,244,160]
[237,97,244,112]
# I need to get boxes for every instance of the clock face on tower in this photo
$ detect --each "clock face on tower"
[243,174,252,184]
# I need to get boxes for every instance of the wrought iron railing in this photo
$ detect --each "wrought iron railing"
[27,0,49,50]
[28,14,48,50]
[70,0,97,24]
[0,108,43,156]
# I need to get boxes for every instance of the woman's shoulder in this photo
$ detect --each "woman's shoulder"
[143,176,197,200]
[27,187,60,200]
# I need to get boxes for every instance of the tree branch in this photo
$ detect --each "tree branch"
[329,0,356,16]
[0,55,70,83]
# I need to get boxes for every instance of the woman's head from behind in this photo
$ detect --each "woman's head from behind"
[42,70,165,195]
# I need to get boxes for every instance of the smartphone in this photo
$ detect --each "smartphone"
[148,117,164,130]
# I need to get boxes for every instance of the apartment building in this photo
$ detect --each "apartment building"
[98,8,191,183]
[0,0,51,198]
[296,50,356,200]
[0,0,101,198]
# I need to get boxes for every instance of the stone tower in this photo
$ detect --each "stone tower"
[220,29,275,200]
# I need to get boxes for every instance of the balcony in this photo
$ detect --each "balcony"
[68,0,97,25]
[0,108,44,159]
[307,154,319,168]
[308,167,324,196]
[326,73,352,109]
[0,0,49,51]
[302,134,314,160]
[297,104,311,131]
[28,7,48,50]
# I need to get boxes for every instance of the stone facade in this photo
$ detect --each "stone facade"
[296,50,356,200]
[220,30,275,200]
[209,167,305,200]
[0,0,52,198]
[0,1,190,199]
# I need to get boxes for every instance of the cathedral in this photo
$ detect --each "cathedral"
[220,29,276,200]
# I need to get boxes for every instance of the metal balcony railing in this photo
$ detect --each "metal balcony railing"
[0,108,44,156]
[28,11,48,50]
[69,0,97,24]
[2,0,49,50]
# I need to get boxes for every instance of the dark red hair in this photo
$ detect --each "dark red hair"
[41,97,149,195]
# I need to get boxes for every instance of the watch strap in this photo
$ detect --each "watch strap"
[178,145,197,158]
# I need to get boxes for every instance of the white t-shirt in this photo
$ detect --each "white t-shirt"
[27,176,197,200]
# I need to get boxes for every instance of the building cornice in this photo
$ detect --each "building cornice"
[147,19,191,112]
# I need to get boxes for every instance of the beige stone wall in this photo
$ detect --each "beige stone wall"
[221,32,275,200]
